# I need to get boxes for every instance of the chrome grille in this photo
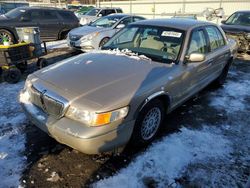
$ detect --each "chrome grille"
[29,85,66,118]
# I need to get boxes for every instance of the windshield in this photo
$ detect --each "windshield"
[4,8,25,19]
[225,12,250,26]
[85,8,100,16]
[89,16,121,28]
[103,25,184,63]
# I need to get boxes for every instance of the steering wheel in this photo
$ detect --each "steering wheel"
[161,46,176,60]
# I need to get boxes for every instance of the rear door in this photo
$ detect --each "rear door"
[204,26,231,78]
[38,10,62,41]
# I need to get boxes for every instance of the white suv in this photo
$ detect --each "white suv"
[79,7,123,25]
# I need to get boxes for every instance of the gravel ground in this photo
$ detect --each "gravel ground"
[0,53,249,188]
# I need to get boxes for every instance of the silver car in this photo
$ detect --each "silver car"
[20,19,236,154]
[79,7,123,25]
[67,14,145,52]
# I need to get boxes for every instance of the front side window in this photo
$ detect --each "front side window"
[119,17,133,26]
[43,10,58,20]
[89,15,122,28]
[225,12,250,26]
[85,8,100,16]
[103,25,184,63]
[30,10,43,20]
[4,8,24,19]
[187,29,207,55]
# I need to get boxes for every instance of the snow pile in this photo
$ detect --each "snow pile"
[0,82,27,187]
[210,73,250,113]
[90,48,152,61]
[94,127,231,188]
[46,40,68,50]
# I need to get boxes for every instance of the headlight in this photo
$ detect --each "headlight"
[66,106,129,126]
[80,32,99,42]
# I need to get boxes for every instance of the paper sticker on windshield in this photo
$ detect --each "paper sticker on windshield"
[20,10,26,12]
[161,31,182,38]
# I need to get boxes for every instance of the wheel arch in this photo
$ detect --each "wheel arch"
[0,27,18,42]
[58,28,70,40]
[134,91,171,120]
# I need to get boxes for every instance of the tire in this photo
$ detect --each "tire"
[213,60,231,87]
[3,68,22,84]
[0,29,14,44]
[37,58,48,69]
[130,99,165,146]
[99,37,110,48]
[16,61,28,73]
[59,30,69,40]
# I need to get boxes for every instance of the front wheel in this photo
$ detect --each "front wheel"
[130,99,165,146]
[0,29,14,44]
[99,37,110,48]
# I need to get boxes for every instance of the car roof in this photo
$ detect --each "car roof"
[234,10,250,14]
[130,18,212,31]
[106,13,134,18]
[17,6,69,11]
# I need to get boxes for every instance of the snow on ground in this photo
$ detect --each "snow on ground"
[46,40,68,50]
[0,82,27,187]
[95,127,232,188]
[95,69,250,188]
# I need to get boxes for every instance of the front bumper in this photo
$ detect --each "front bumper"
[21,99,135,154]
[67,38,98,52]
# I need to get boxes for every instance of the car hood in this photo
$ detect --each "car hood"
[221,24,250,33]
[69,25,111,36]
[33,52,174,111]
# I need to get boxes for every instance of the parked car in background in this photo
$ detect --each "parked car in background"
[67,4,82,12]
[79,7,123,25]
[0,7,79,44]
[68,14,145,51]
[0,1,29,14]
[221,10,250,54]
[74,6,94,19]
[20,19,236,154]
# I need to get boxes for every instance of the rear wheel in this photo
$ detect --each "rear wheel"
[3,68,22,84]
[16,61,28,73]
[59,30,69,40]
[130,99,165,146]
[213,60,232,87]
[0,29,14,44]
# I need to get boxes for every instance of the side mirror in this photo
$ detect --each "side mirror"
[116,24,125,29]
[20,16,30,22]
[98,13,102,17]
[221,20,226,24]
[186,53,205,63]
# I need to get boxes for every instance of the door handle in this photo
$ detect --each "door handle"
[207,58,214,64]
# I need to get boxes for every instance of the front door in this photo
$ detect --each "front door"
[180,28,213,101]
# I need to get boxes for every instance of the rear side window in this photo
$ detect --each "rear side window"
[205,26,225,51]
[214,27,225,47]
[187,29,208,55]
[58,11,75,21]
